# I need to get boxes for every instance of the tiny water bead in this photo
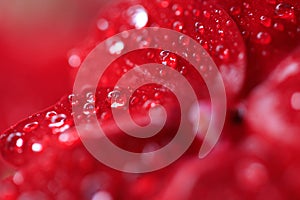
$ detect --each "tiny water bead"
[291,92,300,110]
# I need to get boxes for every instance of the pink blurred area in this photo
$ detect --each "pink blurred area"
[0,0,107,132]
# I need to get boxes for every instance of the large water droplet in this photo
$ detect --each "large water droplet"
[127,5,148,29]
[275,3,295,20]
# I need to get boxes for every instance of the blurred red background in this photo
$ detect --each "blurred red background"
[0,0,107,132]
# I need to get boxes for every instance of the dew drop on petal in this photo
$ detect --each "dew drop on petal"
[13,171,24,185]
[273,22,285,31]
[91,191,112,200]
[48,114,67,128]
[127,5,148,29]
[230,6,241,16]
[68,54,81,68]
[178,35,190,46]
[173,21,183,31]
[31,143,43,152]
[195,22,205,34]
[172,4,183,16]
[260,16,272,27]
[157,0,170,8]
[106,38,125,55]
[83,103,96,115]
[46,111,57,120]
[275,3,295,20]
[291,92,300,110]
[6,132,24,154]
[97,18,109,31]
[255,32,272,44]
[23,122,39,133]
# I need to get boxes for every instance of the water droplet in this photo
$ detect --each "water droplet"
[193,9,200,17]
[260,16,272,27]
[179,66,188,75]
[291,92,300,110]
[216,45,230,61]
[68,54,81,68]
[236,161,269,190]
[160,50,177,68]
[6,132,24,154]
[86,92,95,103]
[97,18,109,31]
[195,22,205,34]
[179,35,190,46]
[91,191,112,200]
[106,38,124,55]
[108,90,127,109]
[13,171,24,185]
[218,29,225,37]
[157,0,170,8]
[127,5,148,29]
[83,103,96,115]
[203,10,211,18]
[173,21,183,31]
[275,3,295,20]
[31,143,43,152]
[255,32,272,44]
[273,22,285,31]
[58,130,79,145]
[130,96,140,106]
[23,122,39,132]
[172,4,183,16]
[230,6,241,16]
[48,114,67,128]
[46,111,57,120]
